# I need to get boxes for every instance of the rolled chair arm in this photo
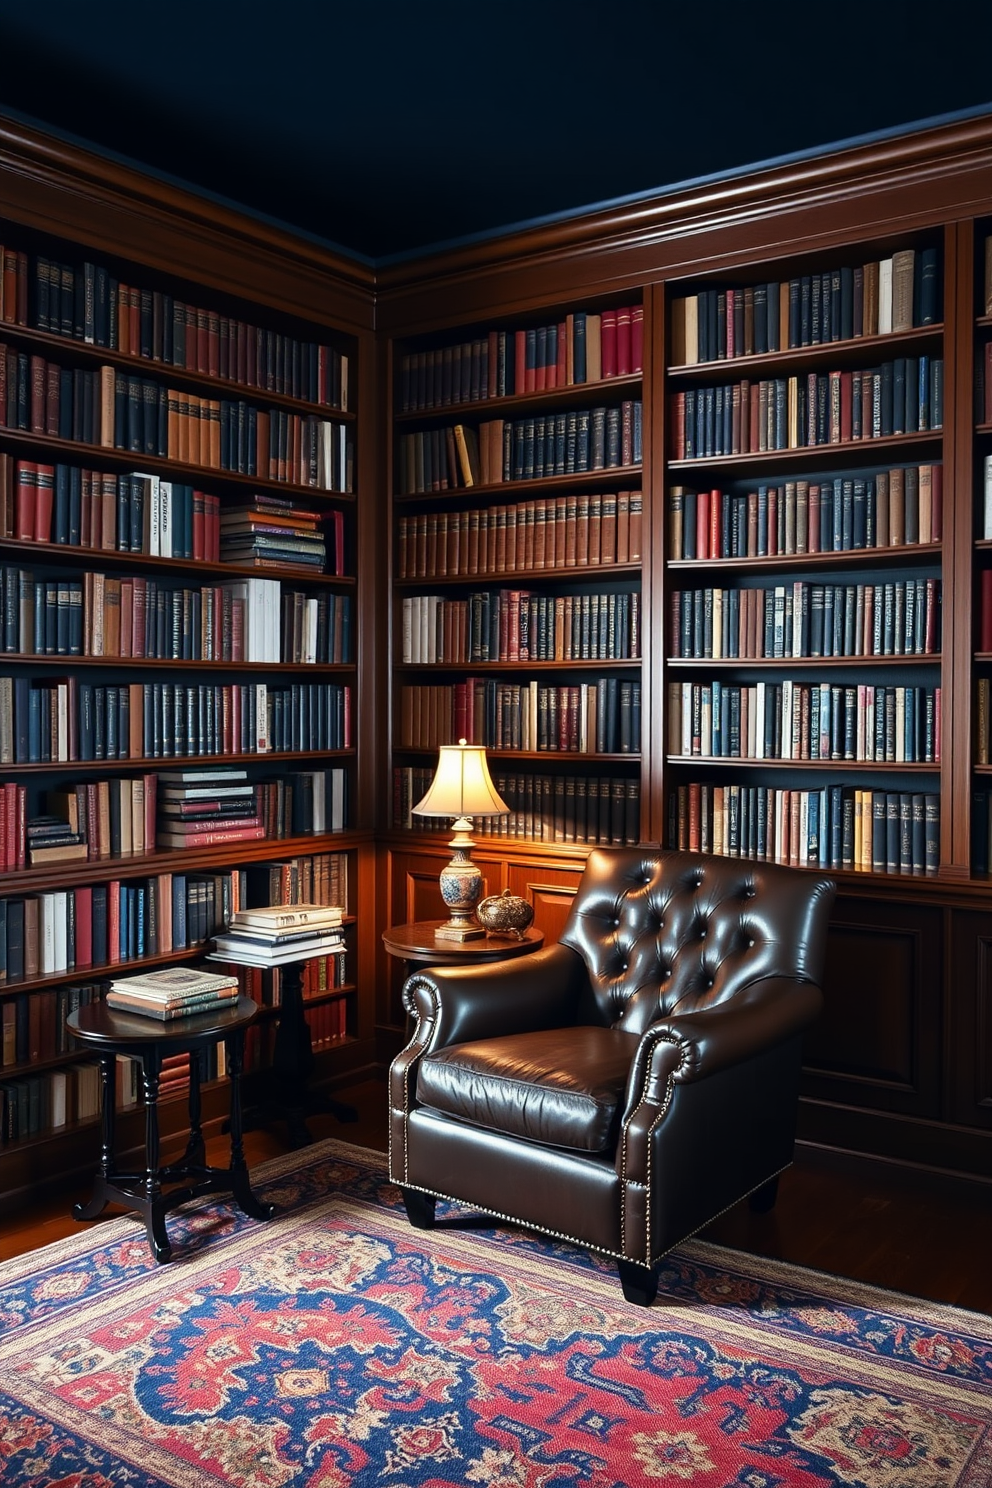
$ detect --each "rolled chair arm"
[619,975,823,1175]
[641,975,823,1089]
[402,941,588,1053]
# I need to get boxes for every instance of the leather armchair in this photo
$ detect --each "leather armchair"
[389,848,835,1305]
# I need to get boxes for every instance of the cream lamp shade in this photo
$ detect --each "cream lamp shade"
[412,740,508,940]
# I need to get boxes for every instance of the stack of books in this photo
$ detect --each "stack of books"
[220,495,327,572]
[26,812,89,867]
[104,966,241,1020]
[209,902,345,967]
[156,767,264,850]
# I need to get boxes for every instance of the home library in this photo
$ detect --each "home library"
[0,122,373,1205]
[3,110,992,1198]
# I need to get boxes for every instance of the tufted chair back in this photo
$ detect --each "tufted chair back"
[559,847,835,1037]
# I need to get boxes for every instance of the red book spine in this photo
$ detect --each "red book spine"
[2,782,14,871]
[696,489,710,560]
[709,488,721,560]
[15,783,25,871]
[74,885,93,968]
[34,463,54,543]
[15,461,35,541]
[616,305,632,376]
[981,570,992,653]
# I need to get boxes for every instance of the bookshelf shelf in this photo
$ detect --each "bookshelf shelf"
[668,323,944,381]
[0,319,356,422]
[394,372,642,425]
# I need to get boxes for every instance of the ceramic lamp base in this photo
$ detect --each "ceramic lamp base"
[434,817,486,940]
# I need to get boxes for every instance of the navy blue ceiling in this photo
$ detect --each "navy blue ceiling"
[0,0,990,263]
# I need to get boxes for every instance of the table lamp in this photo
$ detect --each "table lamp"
[412,739,509,940]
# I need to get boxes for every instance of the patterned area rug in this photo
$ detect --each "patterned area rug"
[1,1140,990,1487]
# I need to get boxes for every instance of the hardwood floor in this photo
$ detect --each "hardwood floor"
[2,1072,990,1316]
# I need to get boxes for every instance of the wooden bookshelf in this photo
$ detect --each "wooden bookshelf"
[0,116,378,1211]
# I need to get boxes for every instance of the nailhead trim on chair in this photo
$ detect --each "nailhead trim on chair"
[618,1025,682,1262]
[389,1166,792,1274]
[389,974,441,1186]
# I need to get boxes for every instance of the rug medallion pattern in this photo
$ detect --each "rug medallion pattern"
[1,1141,990,1486]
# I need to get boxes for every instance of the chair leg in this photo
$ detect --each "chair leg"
[618,1259,659,1307]
[748,1175,780,1213]
[401,1187,437,1229]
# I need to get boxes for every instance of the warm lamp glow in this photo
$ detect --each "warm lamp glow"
[413,741,508,940]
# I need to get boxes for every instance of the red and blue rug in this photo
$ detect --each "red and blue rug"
[1,1139,990,1486]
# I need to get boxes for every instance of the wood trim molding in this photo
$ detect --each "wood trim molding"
[0,112,375,331]
[377,114,992,332]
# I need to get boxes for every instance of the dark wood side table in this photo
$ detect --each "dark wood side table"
[231,958,358,1149]
[67,994,275,1264]
[383,920,544,978]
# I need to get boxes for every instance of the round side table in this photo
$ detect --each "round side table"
[382,920,544,977]
[68,994,275,1263]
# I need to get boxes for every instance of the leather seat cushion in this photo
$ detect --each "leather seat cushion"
[416,1025,640,1153]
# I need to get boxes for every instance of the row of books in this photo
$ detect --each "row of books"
[669,782,940,877]
[4,460,221,558]
[0,770,344,872]
[0,1060,105,1143]
[401,589,641,665]
[397,492,643,579]
[1,568,349,664]
[2,982,98,1065]
[0,676,353,763]
[154,766,350,851]
[0,850,348,985]
[255,852,349,915]
[256,770,348,838]
[0,348,354,490]
[669,360,944,461]
[669,464,942,561]
[400,678,642,755]
[221,946,349,1008]
[0,873,237,982]
[397,401,642,495]
[0,773,347,871]
[12,774,157,870]
[397,305,643,412]
[668,680,941,764]
[2,244,350,406]
[396,765,641,845]
[670,579,941,661]
[2,466,347,577]
[670,247,940,365]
